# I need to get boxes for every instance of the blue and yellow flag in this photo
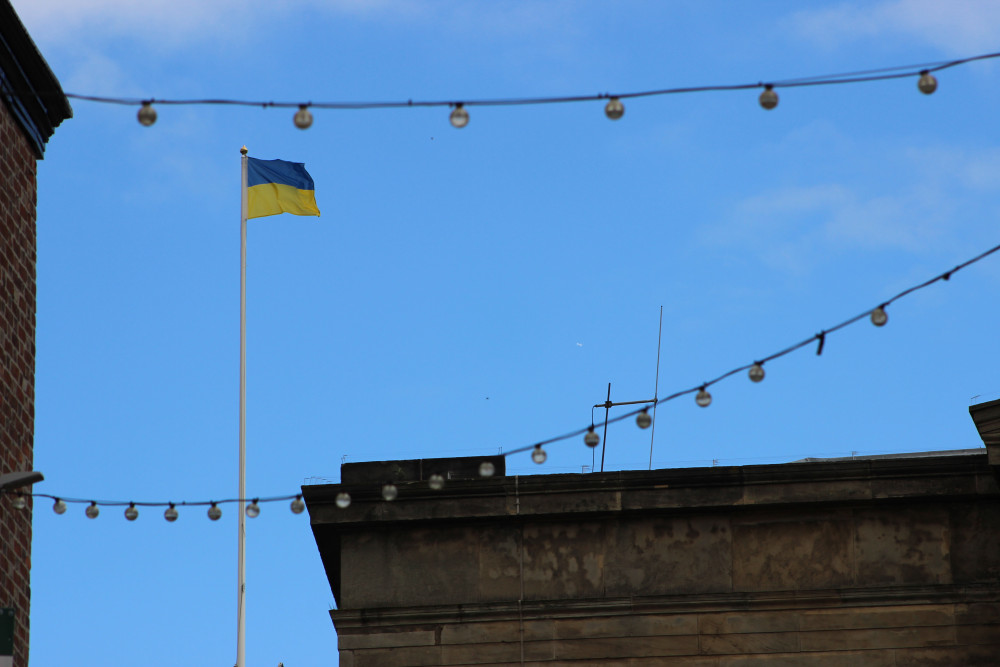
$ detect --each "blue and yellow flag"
[246,157,320,219]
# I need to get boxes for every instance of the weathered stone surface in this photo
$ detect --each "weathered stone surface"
[854,506,951,586]
[732,511,854,591]
[606,516,732,596]
[308,451,1000,665]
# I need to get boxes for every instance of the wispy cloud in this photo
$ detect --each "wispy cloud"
[785,0,1000,54]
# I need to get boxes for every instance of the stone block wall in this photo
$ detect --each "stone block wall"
[0,95,38,667]
[307,454,1000,666]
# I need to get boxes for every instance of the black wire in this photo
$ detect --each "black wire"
[501,241,1000,460]
[47,50,1000,113]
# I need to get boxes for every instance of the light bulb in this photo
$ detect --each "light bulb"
[696,388,712,407]
[450,104,469,128]
[604,97,624,120]
[290,496,305,514]
[381,484,398,501]
[293,105,313,129]
[85,502,100,519]
[125,504,139,521]
[428,474,445,490]
[532,445,547,464]
[12,494,26,510]
[208,503,222,521]
[871,306,888,327]
[335,492,351,508]
[918,71,937,95]
[749,363,765,383]
[584,428,600,448]
[759,85,778,110]
[53,498,67,515]
[478,461,495,478]
[164,504,178,522]
[137,102,157,127]
[636,410,652,429]
[246,500,260,518]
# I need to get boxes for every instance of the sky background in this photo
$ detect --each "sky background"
[9,1,1000,665]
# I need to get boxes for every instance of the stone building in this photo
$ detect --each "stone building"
[305,402,1000,666]
[0,2,71,665]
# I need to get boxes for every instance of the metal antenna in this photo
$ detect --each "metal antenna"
[587,307,663,473]
[648,306,663,470]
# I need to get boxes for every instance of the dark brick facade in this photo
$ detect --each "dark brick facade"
[0,91,39,667]
[0,3,70,664]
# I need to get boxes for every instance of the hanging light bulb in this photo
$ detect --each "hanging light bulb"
[164,503,178,522]
[531,445,547,464]
[604,97,624,120]
[381,484,398,501]
[695,387,712,407]
[290,496,305,514]
[85,502,100,519]
[584,427,600,448]
[917,70,938,95]
[208,503,222,521]
[335,492,351,508]
[293,104,313,129]
[245,499,260,518]
[871,306,888,327]
[137,101,157,126]
[759,85,778,110]
[636,409,652,429]
[428,474,445,490]
[449,103,469,128]
[748,363,765,383]
[52,498,66,515]
[478,461,495,478]
[124,503,139,521]
[11,493,26,510]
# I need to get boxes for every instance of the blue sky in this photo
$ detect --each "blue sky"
[10,1,1000,665]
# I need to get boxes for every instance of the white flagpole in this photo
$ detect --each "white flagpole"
[237,145,248,667]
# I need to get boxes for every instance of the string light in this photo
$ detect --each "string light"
[871,305,888,327]
[164,503,179,522]
[381,484,398,501]
[449,103,469,128]
[137,101,156,126]
[604,97,624,120]
[636,409,652,429]
[43,51,996,128]
[125,503,139,521]
[4,242,997,513]
[531,445,547,464]
[918,70,938,94]
[758,84,778,110]
[695,387,712,407]
[290,495,305,514]
[293,104,313,129]
[245,499,260,518]
[428,474,445,490]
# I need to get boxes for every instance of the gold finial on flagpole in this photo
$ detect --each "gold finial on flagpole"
[240,145,248,155]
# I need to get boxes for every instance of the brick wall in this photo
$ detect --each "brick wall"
[0,96,38,667]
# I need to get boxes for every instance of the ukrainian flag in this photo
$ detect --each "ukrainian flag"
[246,157,320,219]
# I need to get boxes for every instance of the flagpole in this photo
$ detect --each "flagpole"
[237,145,248,667]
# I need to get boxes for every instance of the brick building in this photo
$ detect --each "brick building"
[0,2,71,665]
[304,403,1000,666]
